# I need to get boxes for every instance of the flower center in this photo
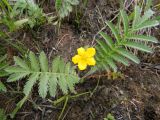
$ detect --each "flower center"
[80,54,89,61]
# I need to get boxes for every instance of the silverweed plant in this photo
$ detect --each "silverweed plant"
[2,3,159,120]
[55,0,79,32]
[92,5,159,72]
[55,0,79,18]
[10,0,45,28]
[6,51,79,98]
[0,0,45,30]
[5,51,80,118]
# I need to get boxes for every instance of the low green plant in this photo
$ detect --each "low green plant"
[104,113,115,120]
[0,1,40,54]
[0,81,7,92]
[10,0,46,28]
[0,109,7,120]
[0,3,159,119]
[5,51,79,118]
[0,0,12,14]
[94,5,159,72]
[0,55,9,92]
[0,0,47,29]
[55,0,79,18]
[0,55,9,77]
[0,0,17,31]
[5,51,79,98]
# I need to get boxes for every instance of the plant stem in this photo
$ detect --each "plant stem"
[58,95,69,120]
[90,77,100,97]
[51,91,91,106]
[10,95,28,118]
[53,95,67,105]
[70,91,90,99]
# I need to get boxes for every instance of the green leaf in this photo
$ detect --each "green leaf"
[105,57,117,72]
[110,53,129,66]
[10,96,28,118]
[49,75,57,97]
[133,20,159,31]
[59,59,65,73]
[65,63,76,93]
[23,73,39,96]
[7,72,30,82]
[105,21,121,43]
[124,42,153,53]
[68,77,77,93]
[68,0,79,5]
[59,6,67,18]
[0,55,7,63]
[39,51,48,72]
[137,9,154,27]
[155,16,160,22]
[29,51,40,71]
[65,63,71,74]
[120,9,129,35]
[55,0,62,10]
[116,48,140,64]
[2,0,12,11]
[132,5,141,28]
[5,66,27,73]
[58,75,68,94]
[0,108,7,120]
[145,0,153,10]
[96,40,110,54]
[106,113,115,120]
[66,2,72,12]
[14,18,29,28]
[39,73,49,98]
[56,0,79,18]
[0,81,7,92]
[52,57,60,73]
[99,32,113,48]
[126,35,158,43]
[0,71,9,77]
[101,62,110,71]
[0,62,8,70]
[0,31,6,37]
[14,56,30,70]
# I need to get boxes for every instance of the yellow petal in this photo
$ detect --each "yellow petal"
[72,55,81,64]
[86,48,96,57]
[78,60,87,70]
[77,47,85,56]
[87,57,96,66]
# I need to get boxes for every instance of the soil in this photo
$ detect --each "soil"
[0,0,160,120]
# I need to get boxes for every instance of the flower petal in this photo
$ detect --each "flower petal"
[77,47,85,56]
[86,48,96,57]
[72,55,81,64]
[78,60,87,70]
[87,57,96,66]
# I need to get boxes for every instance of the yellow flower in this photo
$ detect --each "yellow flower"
[72,47,96,70]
